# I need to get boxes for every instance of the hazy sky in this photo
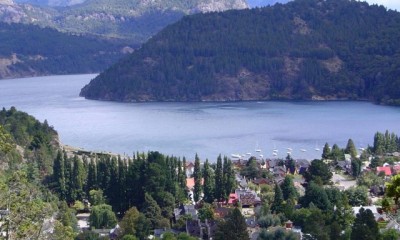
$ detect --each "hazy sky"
[364,0,400,11]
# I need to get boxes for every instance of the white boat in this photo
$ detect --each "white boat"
[359,147,365,151]
[315,142,320,151]
[231,154,241,158]
[272,152,278,156]
[287,151,292,155]
[246,152,252,155]
[300,149,307,152]
[259,154,264,158]
[255,142,262,152]
[287,148,293,151]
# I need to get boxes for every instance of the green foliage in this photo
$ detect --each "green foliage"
[271,183,284,214]
[258,227,298,240]
[330,144,345,161]
[193,154,202,203]
[52,220,76,240]
[351,208,379,240]
[351,159,362,178]
[214,154,224,201]
[0,107,58,176]
[198,203,214,222]
[345,186,369,206]
[241,157,260,179]
[89,204,117,229]
[281,175,298,201]
[0,125,13,153]
[0,171,54,239]
[322,143,331,159]
[0,22,131,78]
[214,208,249,240]
[120,207,140,236]
[121,235,138,240]
[203,159,215,203]
[385,174,400,204]
[143,193,165,228]
[300,182,331,211]
[303,159,332,185]
[345,139,358,159]
[257,214,280,228]
[373,131,399,155]
[381,229,399,240]
[82,0,400,105]
[357,171,384,188]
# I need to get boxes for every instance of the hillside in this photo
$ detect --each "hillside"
[80,0,400,105]
[0,22,132,79]
[247,0,290,8]
[0,0,248,42]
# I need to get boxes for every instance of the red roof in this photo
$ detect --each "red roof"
[186,177,204,189]
[228,193,238,204]
[377,166,392,176]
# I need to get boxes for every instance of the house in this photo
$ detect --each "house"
[182,205,198,220]
[186,177,204,190]
[109,224,121,240]
[235,189,261,208]
[76,213,90,230]
[186,219,217,240]
[186,162,195,177]
[352,206,387,222]
[377,166,392,176]
[252,178,271,186]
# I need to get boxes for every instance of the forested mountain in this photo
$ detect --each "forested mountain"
[0,0,248,42]
[0,22,132,79]
[80,0,400,105]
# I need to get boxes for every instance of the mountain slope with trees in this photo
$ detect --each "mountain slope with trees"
[80,0,400,105]
[0,22,132,79]
[0,0,248,43]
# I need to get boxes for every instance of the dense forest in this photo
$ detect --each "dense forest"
[0,22,132,79]
[80,0,400,105]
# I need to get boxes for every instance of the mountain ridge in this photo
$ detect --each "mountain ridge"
[79,0,400,105]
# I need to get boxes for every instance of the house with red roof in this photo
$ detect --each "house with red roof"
[377,166,392,176]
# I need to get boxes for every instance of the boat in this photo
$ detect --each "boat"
[272,152,278,156]
[246,152,252,155]
[287,148,292,151]
[300,149,307,152]
[287,151,292,155]
[231,154,241,158]
[315,142,320,151]
[259,154,264,158]
[255,142,262,152]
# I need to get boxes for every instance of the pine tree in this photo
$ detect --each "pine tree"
[271,183,284,214]
[53,150,66,200]
[322,143,331,159]
[142,193,163,228]
[214,154,224,201]
[193,154,202,202]
[214,208,249,240]
[86,157,97,194]
[351,208,379,240]
[281,175,298,201]
[223,159,235,199]
[203,159,215,203]
[72,155,85,200]
[345,139,357,159]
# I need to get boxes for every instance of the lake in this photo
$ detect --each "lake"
[1,74,400,161]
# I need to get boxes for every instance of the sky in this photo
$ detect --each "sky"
[361,0,399,11]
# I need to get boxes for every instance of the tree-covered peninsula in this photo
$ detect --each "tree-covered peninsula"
[80,0,400,105]
[0,22,132,79]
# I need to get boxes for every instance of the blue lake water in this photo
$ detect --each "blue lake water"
[1,74,400,161]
